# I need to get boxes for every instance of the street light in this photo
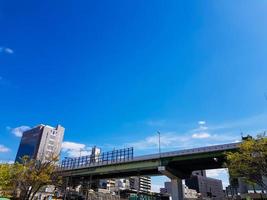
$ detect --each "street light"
[157,131,162,166]
[79,148,82,157]
[157,131,161,157]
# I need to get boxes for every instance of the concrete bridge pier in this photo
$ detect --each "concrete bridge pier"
[158,166,185,200]
[171,178,184,200]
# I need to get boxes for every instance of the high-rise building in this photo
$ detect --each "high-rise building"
[160,182,172,195]
[160,182,199,199]
[185,172,224,200]
[129,176,151,193]
[15,124,65,162]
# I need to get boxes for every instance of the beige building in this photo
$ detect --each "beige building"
[129,176,151,193]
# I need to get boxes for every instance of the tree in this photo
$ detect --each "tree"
[13,156,62,200]
[0,156,61,200]
[0,163,13,197]
[226,134,267,191]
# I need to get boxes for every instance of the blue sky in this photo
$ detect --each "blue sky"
[1,0,267,191]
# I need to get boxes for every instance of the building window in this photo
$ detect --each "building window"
[49,140,54,144]
[50,135,56,140]
[47,145,53,150]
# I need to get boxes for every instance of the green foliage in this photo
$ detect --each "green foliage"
[0,163,13,197]
[0,156,61,200]
[226,134,267,190]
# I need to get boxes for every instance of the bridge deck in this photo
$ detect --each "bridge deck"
[60,142,240,172]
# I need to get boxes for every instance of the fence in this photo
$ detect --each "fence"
[61,147,134,170]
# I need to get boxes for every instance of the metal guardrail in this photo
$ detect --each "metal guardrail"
[61,147,134,170]
[133,142,240,161]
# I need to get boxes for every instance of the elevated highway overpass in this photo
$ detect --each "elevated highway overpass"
[60,142,239,179]
[60,142,240,199]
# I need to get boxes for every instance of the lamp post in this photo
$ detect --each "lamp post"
[79,148,82,157]
[157,131,161,166]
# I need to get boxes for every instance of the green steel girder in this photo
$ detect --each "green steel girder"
[62,159,160,177]
[160,150,227,165]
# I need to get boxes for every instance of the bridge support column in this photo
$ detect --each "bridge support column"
[171,178,184,200]
[158,166,184,200]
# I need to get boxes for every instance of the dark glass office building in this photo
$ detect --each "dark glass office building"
[15,124,64,162]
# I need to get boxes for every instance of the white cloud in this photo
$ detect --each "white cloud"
[7,126,31,137]
[0,144,10,153]
[61,141,91,157]
[198,121,206,125]
[123,113,267,153]
[191,121,211,139]
[0,160,14,164]
[190,121,209,134]
[127,130,238,152]
[192,132,211,139]
[5,48,14,54]
[62,141,85,150]
[0,47,14,54]
[206,168,228,178]
[127,132,190,150]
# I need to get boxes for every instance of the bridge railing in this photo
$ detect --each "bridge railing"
[60,147,134,170]
[132,142,240,161]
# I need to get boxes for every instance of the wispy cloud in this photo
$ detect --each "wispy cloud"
[129,113,267,153]
[192,132,210,139]
[198,121,206,125]
[0,160,14,164]
[0,144,10,153]
[7,126,31,137]
[0,46,14,54]
[145,119,166,127]
[191,121,210,138]
[61,141,92,157]
[126,119,243,153]
[127,132,189,150]
[127,132,237,152]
